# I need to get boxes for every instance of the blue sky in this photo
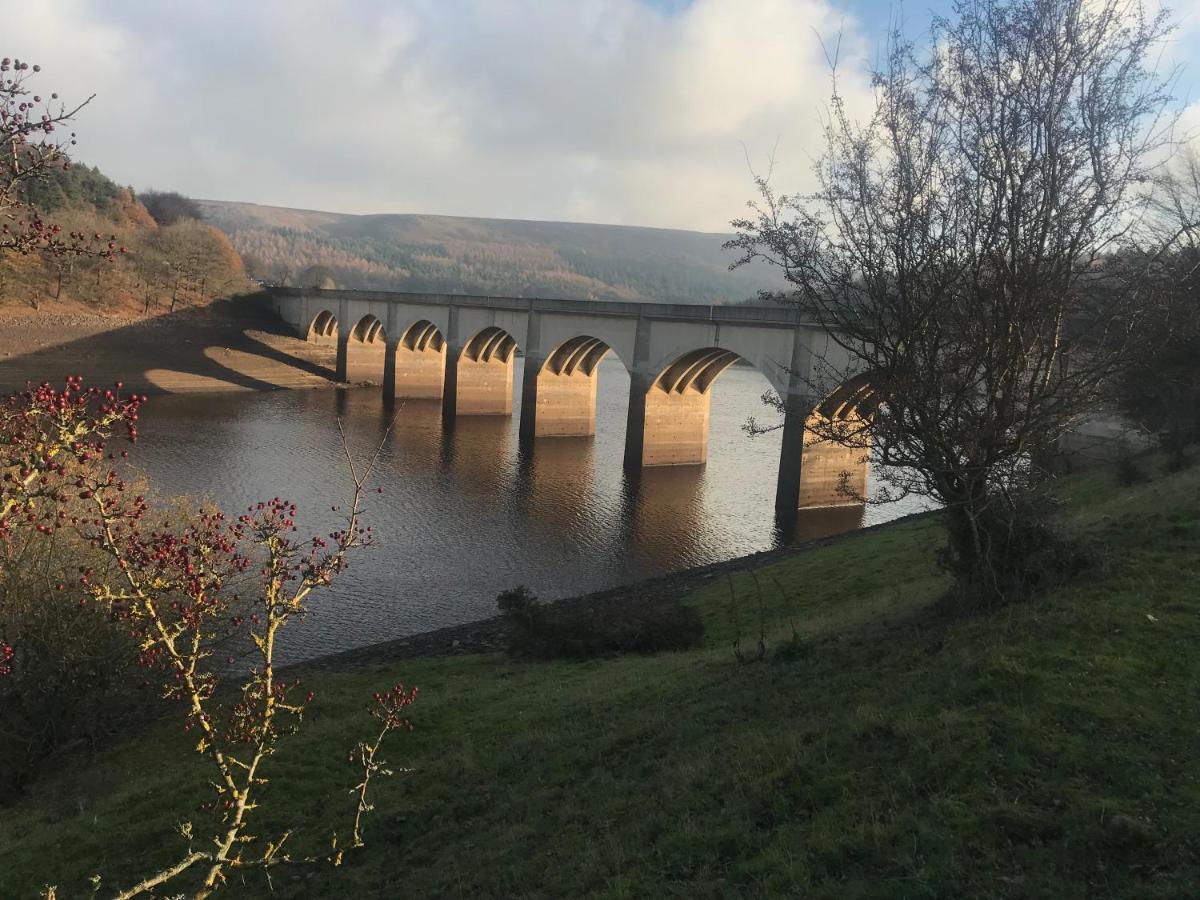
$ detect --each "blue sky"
[8,0,1198,231]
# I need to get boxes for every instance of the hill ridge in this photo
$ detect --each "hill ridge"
[200,198,783,305]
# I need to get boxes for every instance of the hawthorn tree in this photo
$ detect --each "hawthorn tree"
[729,0,1177,604]
[0,382,417,896]
[0,54,122,259]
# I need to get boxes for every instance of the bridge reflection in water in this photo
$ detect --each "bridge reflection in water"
[135,376,921,661]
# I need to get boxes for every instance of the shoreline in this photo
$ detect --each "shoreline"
[290,506,937,673]
[0,300,939,674]
[0,298,341,396]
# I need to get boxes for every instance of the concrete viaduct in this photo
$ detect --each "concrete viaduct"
[270,287,874,515]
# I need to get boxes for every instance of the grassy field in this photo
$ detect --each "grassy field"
[2,462,1198,898]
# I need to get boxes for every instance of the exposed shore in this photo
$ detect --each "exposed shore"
[0,298,337,394]
[293,506,936,673]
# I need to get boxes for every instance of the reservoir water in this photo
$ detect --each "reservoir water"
[133,357,926,662]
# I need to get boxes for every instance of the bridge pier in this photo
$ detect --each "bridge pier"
[518,355,544,442]
[798,409,870,508]
[774,397,809,512]
[640,382,712,465]
[382,339,398,400]
[335,332,349,383]
[441,345,460,421]
[389,325,446,402]
[622,372,650,470]
[776,397,871,511]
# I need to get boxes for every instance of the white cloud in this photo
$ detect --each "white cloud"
[5,0,872,231]
[11,0,1191,231]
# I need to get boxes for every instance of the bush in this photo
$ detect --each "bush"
[496,585,703,660]
[1115,449,1151,487]
[138,189,203,226]
[0,589,151,793]
[938,492,1097,607]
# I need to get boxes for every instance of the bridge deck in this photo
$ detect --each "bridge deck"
[268,286,817,328]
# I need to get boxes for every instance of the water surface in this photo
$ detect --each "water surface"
[134,359,925,662]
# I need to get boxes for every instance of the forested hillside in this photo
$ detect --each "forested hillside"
[0,164,248,314]
[201,200,784,305]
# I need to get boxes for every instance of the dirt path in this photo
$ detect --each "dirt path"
[0,298,337,394]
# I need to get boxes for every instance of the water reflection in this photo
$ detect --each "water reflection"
[439,416,515,498]
[132,360,927,663]
[618,466,709,566]
[776,504,868,546]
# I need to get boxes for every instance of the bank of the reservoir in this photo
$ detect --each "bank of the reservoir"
[0,298,336,394]
[4,458,1197,897]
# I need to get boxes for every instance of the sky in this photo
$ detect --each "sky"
[8,0,1200,232]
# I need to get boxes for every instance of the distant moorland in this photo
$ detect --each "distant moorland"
[200,199,785,305]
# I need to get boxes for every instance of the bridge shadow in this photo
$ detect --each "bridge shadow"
[0,295,336,395]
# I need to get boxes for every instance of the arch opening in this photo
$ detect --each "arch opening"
[523,335,613,439]
[462,326,518,364]
[456,326,519,416]
[350,314,385,344]
[389,319,447,401]
[306,309,338,342]
[545,335,611,377]
[638,346,759,467]
[653,347,741,395]
[401,319,445,353]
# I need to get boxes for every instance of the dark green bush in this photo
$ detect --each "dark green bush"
[497,585,703,660]
[1115,450,1150,487]
[0,529,153,795]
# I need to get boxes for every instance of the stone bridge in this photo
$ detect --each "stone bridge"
[270,287,874,515]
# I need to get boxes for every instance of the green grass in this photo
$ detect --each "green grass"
[3,464,1199,898]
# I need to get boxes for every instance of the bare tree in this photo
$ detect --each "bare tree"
[728,0,1176,604]
[1118,147,1200,467]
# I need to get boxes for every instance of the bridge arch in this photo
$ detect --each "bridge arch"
[543,335,611,377]
[349,314,385,344]
[306,309,338,343]
[386,319,447,401]
[634,345,768,466]
[401,319,445,353]
[520,335,615,439]
[453,326,520,416]
[794,372,881,509]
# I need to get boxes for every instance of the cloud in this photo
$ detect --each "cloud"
[5,0,872,231]
[10,0,1192,231]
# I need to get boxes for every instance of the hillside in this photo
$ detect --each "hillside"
[3,459,1198,897]
[200,199,785,304]
[0,164,250,316]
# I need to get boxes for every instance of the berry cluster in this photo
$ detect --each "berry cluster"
[1,55,120,258]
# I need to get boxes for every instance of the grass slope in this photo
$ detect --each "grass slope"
[2,466,1198,898]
